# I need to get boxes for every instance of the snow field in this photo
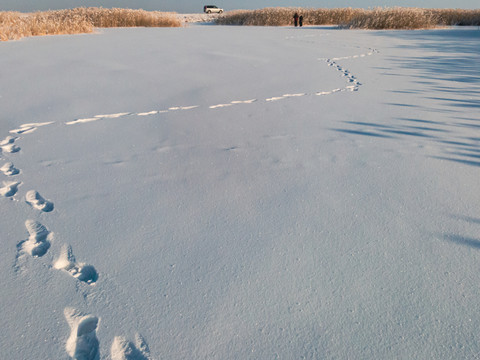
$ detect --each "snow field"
[1,26,479,359]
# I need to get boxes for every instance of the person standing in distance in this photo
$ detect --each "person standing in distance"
[293,12,299,27]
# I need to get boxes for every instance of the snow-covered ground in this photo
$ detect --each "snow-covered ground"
[1,25,480,359]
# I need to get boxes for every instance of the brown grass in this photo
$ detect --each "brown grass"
[345,8,480,29]
[0,7,181,41]
[2,7,478,41]
[215,8,357,26]
[345,7,437,29]
[427,9,480,26]
[216,7,480,29]
[0,11,93,41]
[70,7,181,28]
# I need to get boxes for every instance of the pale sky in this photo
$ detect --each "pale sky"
[1,0,478,13]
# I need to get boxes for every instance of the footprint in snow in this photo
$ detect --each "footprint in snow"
[0,135,16,146]
[1,143,21,153]
[66,113,130,125]
[25,190,54,212]
[0,181,21,197]
[66,117,100,125]
[0,136,21,153]
[231,99,257,104]
[9,121,54,135]
[64,308,100,360]
[210,99,257,108]
[0,162,20,176]
[95,112,130,119]
[19,220,52,257]
[169,105,198,110]
[137,110,165,116]
[210,103,233,109]
[54,244,98,284]
[111,333,151,360]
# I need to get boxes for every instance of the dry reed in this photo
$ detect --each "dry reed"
[345,7,437,29]
[427,9,480,26]
[2,7,478,41]
[69,7,181,28]
[0,7,181,41]
[0,11,93,41]
[215,8,358,26]
[216,7,480,29]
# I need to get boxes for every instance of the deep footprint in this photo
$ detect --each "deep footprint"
[64,308,100,360]
[54,244,98,284]
[0,136,20,153]
[0,181,21,197]
[9,121,54,135]
[0,162,20,176]
[21,220,52,257]
[25,190,54,212]
[0,135,16,146]
[111,333,151,360]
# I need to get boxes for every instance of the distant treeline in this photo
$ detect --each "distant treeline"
[0,7,181,41]
[215,7,480,29]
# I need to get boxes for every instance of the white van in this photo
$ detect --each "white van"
[203,5,224,14]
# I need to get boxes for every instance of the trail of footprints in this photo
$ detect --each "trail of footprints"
[64,48,377,125]
[1,133,142,359]
[1,136,95,278]
[2,46,377,359]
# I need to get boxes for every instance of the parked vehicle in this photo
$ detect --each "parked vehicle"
[204,5,223,14]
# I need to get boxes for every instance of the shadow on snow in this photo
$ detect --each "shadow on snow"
[334,28,480,169]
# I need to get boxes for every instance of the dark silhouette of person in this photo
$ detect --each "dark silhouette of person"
[299,15,304,27]
[293,12,299,27]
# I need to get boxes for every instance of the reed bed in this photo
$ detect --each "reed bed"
[0,8,181,41]
[216,7,480,29]
[215,8,357,26]
[0,11,93,41]
[70,7,181,28]
[346,7,437,29]
[428,9,480,26]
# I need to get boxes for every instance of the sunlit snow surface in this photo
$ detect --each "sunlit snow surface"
[1,25,480,359]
